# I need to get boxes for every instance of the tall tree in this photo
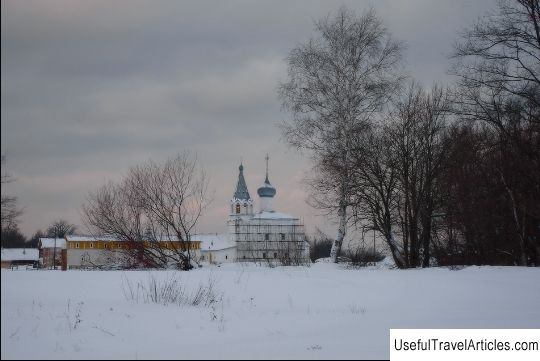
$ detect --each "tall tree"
[279,7,404,262]
[349,83,450,268]
[451,0,540,265]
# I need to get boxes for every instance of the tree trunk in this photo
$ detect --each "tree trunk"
[420,214,431,268]
[330,176,347,263]
[500,171,528,266]
[387,232,406,269]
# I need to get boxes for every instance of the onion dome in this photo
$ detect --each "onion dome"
[257,154,276,198]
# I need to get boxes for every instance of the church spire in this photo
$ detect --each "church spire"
[265,154,269,183]
[233,163,251,201]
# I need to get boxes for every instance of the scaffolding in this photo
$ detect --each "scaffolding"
[229,217,310,265]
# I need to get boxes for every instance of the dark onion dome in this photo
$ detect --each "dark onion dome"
[257,175,276,198]
[233,164,251,201]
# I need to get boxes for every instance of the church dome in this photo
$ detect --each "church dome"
[257,176,276,198]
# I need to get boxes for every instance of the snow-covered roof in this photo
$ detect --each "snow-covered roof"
[191,233,236,251]
[65,234,118,242]
[64,234,201,243]
[1,248,39,261]
[39,238,67,249]
[252,211,298,220]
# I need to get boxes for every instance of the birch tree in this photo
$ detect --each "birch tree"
[279,7,404,263]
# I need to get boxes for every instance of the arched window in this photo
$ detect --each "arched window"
[236,204,241,214]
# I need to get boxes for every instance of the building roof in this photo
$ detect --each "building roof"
[252,211,299,220]
[1,248,39,262]
[233,163,251,202]
[65,234,118,242]
[192,233,236,251]
[39,238,67,249]
[64,234,201,243]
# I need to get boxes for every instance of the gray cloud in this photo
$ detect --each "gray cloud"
[1,0,496,238]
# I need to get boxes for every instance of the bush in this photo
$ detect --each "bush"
[344,246,385,267]
[310,238,333,262]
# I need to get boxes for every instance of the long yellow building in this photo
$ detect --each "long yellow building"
[62,235,201,269]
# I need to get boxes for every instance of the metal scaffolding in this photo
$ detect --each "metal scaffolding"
[229,218,309,264]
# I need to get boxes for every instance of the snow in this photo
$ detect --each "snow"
[1,248,39,262]
[39,238,67,249]
[252,211,298,220]
[65,235,118,242]
[2,264,539,359]
[192,234,236,251]
[65,234,191,243]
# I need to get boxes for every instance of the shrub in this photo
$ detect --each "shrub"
[344,246,385,267]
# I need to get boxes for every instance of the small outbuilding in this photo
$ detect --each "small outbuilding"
[1,248,39,269]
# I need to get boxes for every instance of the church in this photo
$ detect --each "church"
[195,156,310,265]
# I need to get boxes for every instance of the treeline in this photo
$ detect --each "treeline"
[281,1,539,267]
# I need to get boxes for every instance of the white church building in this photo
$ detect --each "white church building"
[195,157,310,265]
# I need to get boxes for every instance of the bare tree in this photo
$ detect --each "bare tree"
[451,0,540,265]
[349,83,450,268]
[1,155,23,234]
[46,219,77,238]
[82,152,211,270]
[279,7,404,263]
[45,219,77,269]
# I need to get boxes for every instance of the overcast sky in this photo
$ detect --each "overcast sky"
[1,0,496,238]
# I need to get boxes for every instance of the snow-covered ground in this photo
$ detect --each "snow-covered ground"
[2,262,539,359]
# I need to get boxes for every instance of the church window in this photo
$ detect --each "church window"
[265,233,269,241]
[225,255,228,260]
[280,233,285,241]
[75,243,79,249]
[236,204,241,214]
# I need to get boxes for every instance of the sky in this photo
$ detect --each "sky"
[1,0,497,239]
